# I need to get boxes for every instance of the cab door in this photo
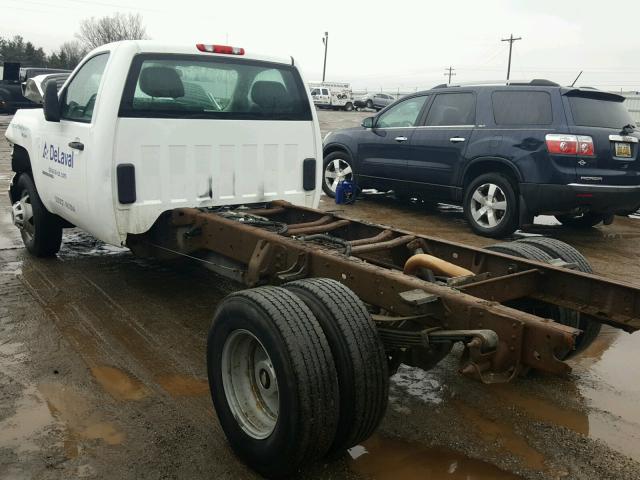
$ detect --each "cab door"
[38,53,109,229]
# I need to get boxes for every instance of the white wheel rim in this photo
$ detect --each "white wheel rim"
[221,329,279,439]
[469,183,508,228]
[324,158,353,193]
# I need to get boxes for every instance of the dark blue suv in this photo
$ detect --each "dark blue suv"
[322,81,640,237]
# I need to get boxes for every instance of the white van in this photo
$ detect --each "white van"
[6,41,322,255]
[309,81,354,111]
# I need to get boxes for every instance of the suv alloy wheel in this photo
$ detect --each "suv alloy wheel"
[463,173,519,237]
[322,152,354,197]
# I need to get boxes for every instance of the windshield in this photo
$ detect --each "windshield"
[568,96,635,129]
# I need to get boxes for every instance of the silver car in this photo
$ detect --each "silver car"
[354,92,395,111]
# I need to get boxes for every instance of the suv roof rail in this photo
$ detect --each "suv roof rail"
[432,79,560,88]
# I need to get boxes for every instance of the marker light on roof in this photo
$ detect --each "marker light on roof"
[196,44,245,55]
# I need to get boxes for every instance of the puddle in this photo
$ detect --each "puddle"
[91,365,149,401]
[489,384,589,435]
[575,329,640,461]
[40,382,125,445]
[349,434,522,479]
[454,401,547,472]
[0,382,125,456]
[157,374,209,397]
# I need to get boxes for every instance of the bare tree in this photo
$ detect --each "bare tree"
[76,13,149,50]
[49,41,87,69]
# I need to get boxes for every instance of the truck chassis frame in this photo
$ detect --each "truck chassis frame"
[128,200,640,382]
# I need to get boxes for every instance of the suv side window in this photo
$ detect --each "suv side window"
[492,90,552,125]
[376,95,428,128]
[426,93,475,126]
[61,53,109,123]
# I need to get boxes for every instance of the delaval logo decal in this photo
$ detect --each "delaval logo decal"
[42,142,75,168]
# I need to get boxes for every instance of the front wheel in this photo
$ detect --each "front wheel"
[555,212,606,229]
[322,151,354,197]
[463,173,518,238]
[207,287,339,478]
[365,99,373,109]
[12,174,62,257]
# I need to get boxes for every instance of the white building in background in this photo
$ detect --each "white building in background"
[622,93,640,124]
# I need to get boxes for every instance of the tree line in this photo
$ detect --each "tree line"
[0,13,148,70]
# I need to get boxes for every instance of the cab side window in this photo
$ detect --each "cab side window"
[61,53,109,123]
[376,95,428,128]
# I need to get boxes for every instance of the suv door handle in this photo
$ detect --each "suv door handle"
[68,141,84,151]
[394,136,408,142]
[449,137,466,143]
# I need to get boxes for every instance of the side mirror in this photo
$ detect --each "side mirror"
[43,80,61,122]
[361,116,375,129]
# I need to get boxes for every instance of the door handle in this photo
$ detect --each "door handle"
[394,136,408,142]
[449,137,466,143]
[68,141,84,151]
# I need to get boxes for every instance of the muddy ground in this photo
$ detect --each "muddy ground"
[1,110,640,480]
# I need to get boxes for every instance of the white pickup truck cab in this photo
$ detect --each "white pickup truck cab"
[6,40,322,256]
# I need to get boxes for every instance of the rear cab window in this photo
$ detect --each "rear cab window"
[492,90,553,125]
[119,54,312,121]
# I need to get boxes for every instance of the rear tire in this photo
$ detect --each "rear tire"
[285,278,388,456]
[515,236,593,273]
[463,173,519,238]
[365,99,373,109]
[555,212,605,228]
[14,174,62,257]
[485,239,601,357]
[207,286,339,478]
[344,102,353,112]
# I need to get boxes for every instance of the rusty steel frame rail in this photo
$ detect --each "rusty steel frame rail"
[130,201,640,382]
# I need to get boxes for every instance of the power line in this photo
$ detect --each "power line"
[501,33,522,81]
[444,66,456,84]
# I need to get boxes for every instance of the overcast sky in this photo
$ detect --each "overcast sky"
[3,0,639,91]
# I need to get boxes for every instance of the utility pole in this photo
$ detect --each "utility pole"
[322,32,328,82]
[501,33,522,81]
[444,66,456,84]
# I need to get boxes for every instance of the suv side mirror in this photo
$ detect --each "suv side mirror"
[361,117,374,129]
[43,80,61,122]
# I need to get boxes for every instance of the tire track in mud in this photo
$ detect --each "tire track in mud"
[16,250,242,456]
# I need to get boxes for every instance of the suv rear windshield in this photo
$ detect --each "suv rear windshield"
[568,96,635,129]
[119,54,312,121]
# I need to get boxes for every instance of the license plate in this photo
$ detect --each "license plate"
[615,142,632,158]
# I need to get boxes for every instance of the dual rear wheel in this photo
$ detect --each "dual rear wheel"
[207,279,388,478]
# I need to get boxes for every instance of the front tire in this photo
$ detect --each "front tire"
[13,174,62,257]
[365,99,373,109]
[207,287,339,478]
[463,173,518,238]
[322,151,354,198]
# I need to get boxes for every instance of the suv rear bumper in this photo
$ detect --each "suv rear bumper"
[521,183,640,215]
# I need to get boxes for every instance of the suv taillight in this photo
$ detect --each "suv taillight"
[545,134,595,156]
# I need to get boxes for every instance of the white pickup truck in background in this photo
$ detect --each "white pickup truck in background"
[5,40,322,256]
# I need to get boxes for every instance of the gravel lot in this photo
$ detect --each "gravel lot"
[1,110,640,480]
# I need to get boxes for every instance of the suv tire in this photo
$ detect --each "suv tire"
[13,174,62,257]
[365,99,373,109]
[555,212,605,229]
[322,151,354,198]
[463,173,518,238]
